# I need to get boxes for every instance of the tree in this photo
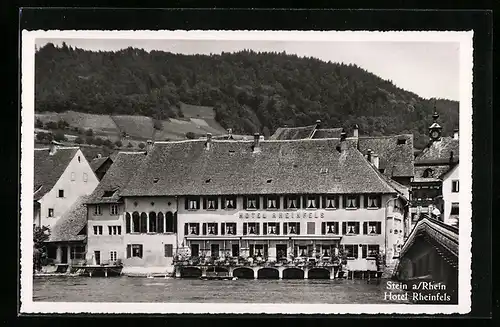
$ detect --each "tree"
[102,139,113,148]
[138,142,146,149]
[74,136,84,144]
[53,131,67,142]
[85,129,94,137]
[33,225,50,272]
[93,137,103,146]
[35,119,43,128]
[45,121,58,130]
[57,119,69,130]
[127,142,133,148]
[262,126,270,138]
[153,119,163,131]
[86,136,94,145]
[115,140,123,148]
[186,132,196,139]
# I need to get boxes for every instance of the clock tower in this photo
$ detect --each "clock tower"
[429,110,442,141]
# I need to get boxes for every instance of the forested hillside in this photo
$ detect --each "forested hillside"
[35,42,459,149]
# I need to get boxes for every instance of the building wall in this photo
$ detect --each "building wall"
[38,149,99,229]
[86,203,125,265]
[442,164,459,225]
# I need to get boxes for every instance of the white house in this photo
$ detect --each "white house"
[441,163,459,227]
[34,141,99,229]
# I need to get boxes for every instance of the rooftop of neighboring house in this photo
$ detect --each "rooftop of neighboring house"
[34,143,79,201]
[46,195,89,243]
[311,128,344,139]
[415,136,459,163]
[120,137,401,197]
[89,156,112,172]
[86,151,147,204]
[269,124,317,140]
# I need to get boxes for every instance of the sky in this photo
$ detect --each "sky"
[35,38,460,101]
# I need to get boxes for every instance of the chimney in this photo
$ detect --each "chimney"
[97,153,102,159]
[146,140,154,154]
[49,141,58,156]
[205,133,212,150]
[366,149,372,163]
[453,129,459,140]
[253,133,261,152]
[353,124,359,139]
[315,119,321,129]
[339,131,347,152]
[372,152,379,169]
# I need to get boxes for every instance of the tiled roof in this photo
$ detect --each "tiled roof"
[357,135,415,178]
[47,195,89,242]
[269,125,317,140]
[90,157,111,172]
[86,152,147,204]
[34,147,78,201]
[416,137,459,162]
[312,128,344,139]
[121,139,398,197]
[414,164,455,180]
[212,134,253,140]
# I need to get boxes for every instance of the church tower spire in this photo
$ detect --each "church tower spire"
[429,101,442,142]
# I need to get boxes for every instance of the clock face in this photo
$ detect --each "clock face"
[431,131,439,139]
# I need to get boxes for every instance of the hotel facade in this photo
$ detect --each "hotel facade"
[84,132,411,279]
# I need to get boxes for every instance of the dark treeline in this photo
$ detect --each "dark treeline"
[35,42,459,148]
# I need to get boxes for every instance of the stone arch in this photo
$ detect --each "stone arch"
[233,267,254,279]
[308,268,330,279]
[149,211,157,233]
[132,211,140,232]
[180,267,202,278]
[157,212,164,233]
[166,211,174,233]
[283,268,304,279]
[140,212,148,233]
[257,268,279,279]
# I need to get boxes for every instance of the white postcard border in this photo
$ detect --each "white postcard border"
[21,30,473,315]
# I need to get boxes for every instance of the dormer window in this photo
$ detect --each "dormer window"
[103,190,116,197]
[397,137,407,145]
[423,168,433,178]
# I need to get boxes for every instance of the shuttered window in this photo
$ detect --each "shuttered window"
[307,222,315,234]
[322,195,338,209]
[322,222,338,235]
[164,244,173,257]
[364,194,382,208]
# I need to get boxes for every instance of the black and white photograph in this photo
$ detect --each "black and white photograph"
[20,30,473,314]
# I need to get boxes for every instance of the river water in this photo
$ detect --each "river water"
[33,276,410,304]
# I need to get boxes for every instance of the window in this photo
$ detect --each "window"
[185,223,200,235]
[343,222,360,235]
[243,222,259,235]
[148,212,157,233]
[364,222,382,235]
[284,222,300,235]
[83,173,88,182]
[345,195,359,209]
[110,251,117,262]
[322,222,339,235]
[110,204,118,215]
[58,189,64,198]
[367,245,380,258]
[70,245,86,260]
[164,244,173,257]
[186,197,200,210]
[245,196,259,210]
[127,244,143,258]
[222,222,237,235]
[306,196,317,209]
[103,190,116,197]
[222,196,237,209]
[450,202,459,215]
[140,213,148,233]
[298,245,308,257]
[365,195,381,208]
[132,212,140,233]
[157,212,164,233]
[108,226,121,235]
[323,195,338,209]
[204,196,218,210]
[210,244,220,258]
[232,244,240,257]
[94,205,102,216]
[204,223,218,235]
[93,225,103,235]
[344,245,359,259]
[249,244,268,257]
[304,222,314,234]
[452,180,459,193]
[422,168,433,178]
[265,195,279,209]
[78,156,81,163]
[71,172,75,181]
[285,196,299,209]
[263,222,279,235]
[165,212,175,233]
[48,208,54,217]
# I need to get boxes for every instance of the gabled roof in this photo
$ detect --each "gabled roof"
[86,152,147,204]
[90,156,112,172]
[357,134,415,178]
[416,137,459,162]
[47,195,89,243]
[34,147,79,201]
[121,139,398,197]
[311,128,344,139]
[269,125,317,140]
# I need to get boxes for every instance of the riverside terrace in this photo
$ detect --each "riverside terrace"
[116,132,410,278]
